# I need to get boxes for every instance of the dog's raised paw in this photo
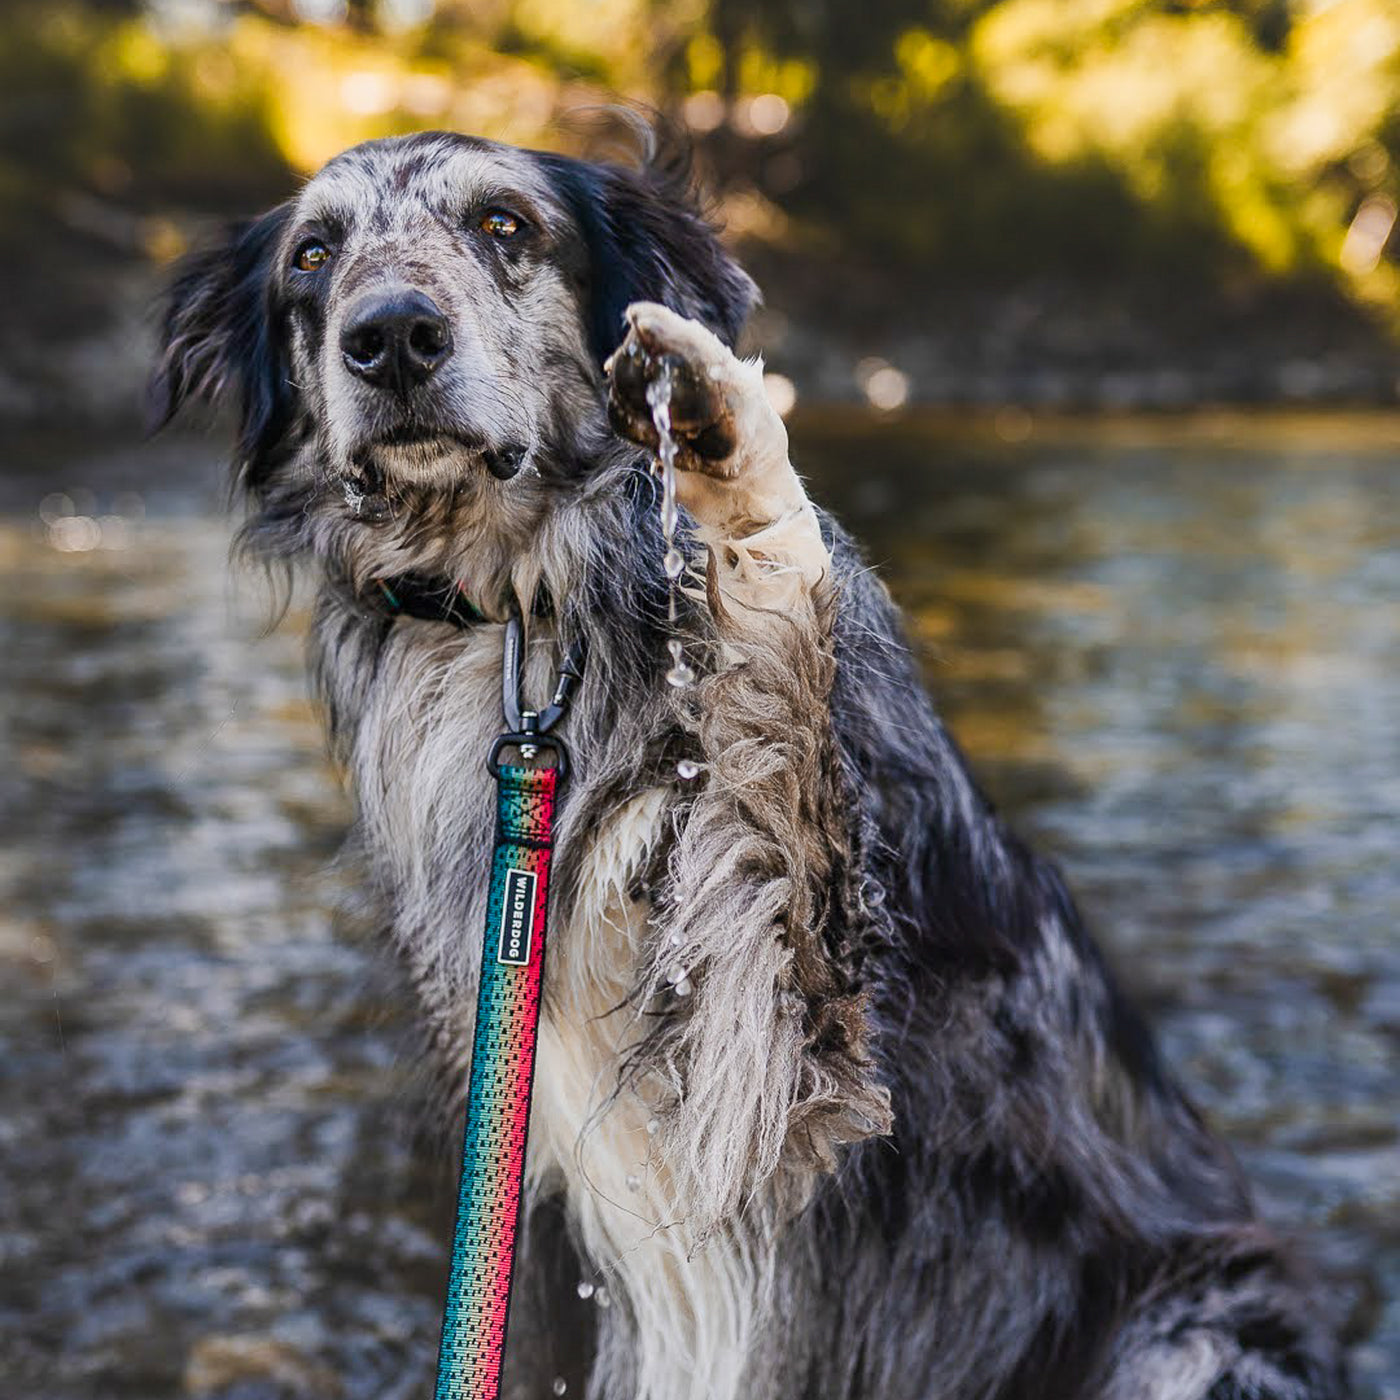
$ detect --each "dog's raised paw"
[606,302,746,478]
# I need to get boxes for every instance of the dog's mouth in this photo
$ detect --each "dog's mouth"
[350,426,531,484]
[376,423,471,451]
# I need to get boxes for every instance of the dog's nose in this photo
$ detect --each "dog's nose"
[340,289,453,393]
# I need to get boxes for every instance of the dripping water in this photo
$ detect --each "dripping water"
[646,365,695,689]
[648,363,696,992]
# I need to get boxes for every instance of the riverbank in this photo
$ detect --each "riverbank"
[2,213,1399,432]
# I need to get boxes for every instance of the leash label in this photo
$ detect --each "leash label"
[496,868,537,966]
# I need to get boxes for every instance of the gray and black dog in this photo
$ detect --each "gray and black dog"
[152,125,1349,1400]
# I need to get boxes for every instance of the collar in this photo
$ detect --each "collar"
[373,573,486,629]
[371,574,552,630]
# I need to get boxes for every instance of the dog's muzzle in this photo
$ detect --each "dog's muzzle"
[341,288,453,398]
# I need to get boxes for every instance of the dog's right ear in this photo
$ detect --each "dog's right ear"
[540,144,759,368]
[148,203,295,478]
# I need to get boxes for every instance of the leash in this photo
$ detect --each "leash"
[429,609,585,1400]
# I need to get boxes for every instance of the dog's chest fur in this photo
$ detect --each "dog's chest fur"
[332,612,767,1400]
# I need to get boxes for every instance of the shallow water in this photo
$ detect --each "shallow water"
[1,418,1396,1397]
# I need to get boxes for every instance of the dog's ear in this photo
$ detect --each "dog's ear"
[148,203,295,480]
[541,149,759,364]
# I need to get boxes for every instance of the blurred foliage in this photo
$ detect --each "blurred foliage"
[0,2,288,231]
[710,0,1400,313]
[1,0,1398,321]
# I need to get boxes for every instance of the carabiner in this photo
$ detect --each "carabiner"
[490,612,585,779]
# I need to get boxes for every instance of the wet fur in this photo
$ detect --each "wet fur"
[152,127,1349,1400]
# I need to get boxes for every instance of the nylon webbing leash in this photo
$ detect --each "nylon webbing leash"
[433,614,585,1400]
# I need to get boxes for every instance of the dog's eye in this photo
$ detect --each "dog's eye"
[479,209,521,239]
[294,240,331,273]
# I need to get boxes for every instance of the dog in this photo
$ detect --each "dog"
[152,125,1349,1400]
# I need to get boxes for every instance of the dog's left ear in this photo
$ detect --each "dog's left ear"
[148,203,295,485]
[541,151,759,364]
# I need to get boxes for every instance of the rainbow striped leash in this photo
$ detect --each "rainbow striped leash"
[433,615,584,1400]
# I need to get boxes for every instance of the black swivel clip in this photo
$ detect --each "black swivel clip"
[487,613,586,780]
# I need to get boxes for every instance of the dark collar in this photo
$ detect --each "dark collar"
[373,573,486,629]
[372,574,553,630]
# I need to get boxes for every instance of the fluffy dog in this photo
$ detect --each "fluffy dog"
[152,127,1348,1400]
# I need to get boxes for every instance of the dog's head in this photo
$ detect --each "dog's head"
[151,128,756,501]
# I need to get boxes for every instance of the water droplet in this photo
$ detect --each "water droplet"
[576,1280,595,1300]
[596,1287,612,1308]
[668,964,688,986]
[626,1173,641,1192]
[676,759,703,780]
[663,546,686,579]
[552,1379,568,1396]
[665,640,696,688]
[674,977,693,998]
[646,1118,660,1136]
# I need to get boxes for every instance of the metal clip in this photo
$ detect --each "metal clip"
[491,612,585,779]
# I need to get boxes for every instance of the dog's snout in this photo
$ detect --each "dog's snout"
[340,289,453,394]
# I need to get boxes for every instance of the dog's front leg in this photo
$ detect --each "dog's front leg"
[604,303,890,1242]
[606,300,829,616]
